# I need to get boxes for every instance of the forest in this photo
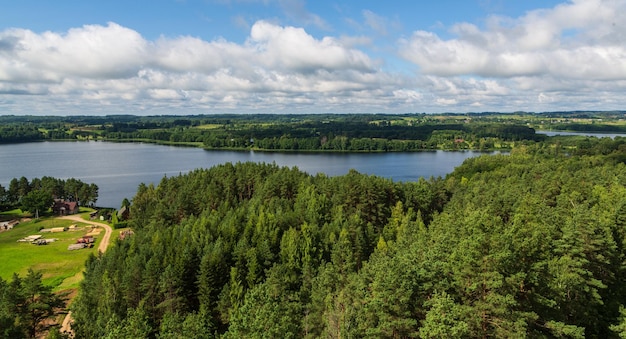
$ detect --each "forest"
[6,111,625,151]
[0,111,626,152]
[58,136,626,338]
[0,176,99,212]
[0,112,546,151]
[0,270,67,338]
[3,112,626,337]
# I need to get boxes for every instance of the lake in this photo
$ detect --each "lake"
[537,130,626,138]
[0,141,497,208]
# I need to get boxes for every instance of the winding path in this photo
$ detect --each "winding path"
[58,214,114,336]
[59,214,113,253]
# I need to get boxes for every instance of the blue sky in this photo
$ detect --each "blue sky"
[1,0,624,115]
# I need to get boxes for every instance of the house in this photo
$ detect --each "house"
[52,200,79,216]
[117,206,129,220]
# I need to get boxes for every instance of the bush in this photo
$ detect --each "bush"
[113,221,129,229]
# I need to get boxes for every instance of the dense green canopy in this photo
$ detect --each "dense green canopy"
[0,269,67,338]
[0,176,99,211]
[69,142,626,337]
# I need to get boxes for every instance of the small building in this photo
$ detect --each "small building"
[117,206,129,220]
[53,200,79,216]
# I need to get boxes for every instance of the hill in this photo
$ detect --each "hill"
[69,144,626,337]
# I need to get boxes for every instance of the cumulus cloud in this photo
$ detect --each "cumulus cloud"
[248,21,374,72]
[0,20,404,114]
[399,0,626,80]
[2,0,626,115]
[392,0,626,112]
[0,23,147,81]
[0,20,377,81]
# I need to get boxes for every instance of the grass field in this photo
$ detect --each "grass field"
[0,212,103,291]
[196,123,223,129]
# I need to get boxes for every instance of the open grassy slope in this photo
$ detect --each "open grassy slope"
[0,211,101,291]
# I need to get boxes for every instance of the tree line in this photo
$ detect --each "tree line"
[99,120,542,151]
[0,176,98,212]
[69,142,626,337]
[0,113,546,151]
[13,112,626,152]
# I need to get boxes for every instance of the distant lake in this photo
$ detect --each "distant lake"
[537,130,626,138]
[0,141,498,208]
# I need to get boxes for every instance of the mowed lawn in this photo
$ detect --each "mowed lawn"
[0,213,101,291]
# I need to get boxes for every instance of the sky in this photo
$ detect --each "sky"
[0,0,625,115]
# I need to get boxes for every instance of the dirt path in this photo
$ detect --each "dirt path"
[60,310,73,337]
[58,214,114,336]
[59,214,113,253]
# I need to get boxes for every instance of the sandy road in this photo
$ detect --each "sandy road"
[58,214,114,336]
[59,214,113,253]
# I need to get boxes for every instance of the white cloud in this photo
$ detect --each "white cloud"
[151,36,247,73]
[392,89,423,103]
[0,20,405,114]
[392,0,626,112]
[399,0,626,81]
[2,1,626,115]
[0,19,376,89]
[0,23,147,81]
[248,20,374,72]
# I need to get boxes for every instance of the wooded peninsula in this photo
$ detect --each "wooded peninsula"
[3,111,626,338]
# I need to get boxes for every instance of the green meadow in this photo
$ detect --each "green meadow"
[0,211,101,291]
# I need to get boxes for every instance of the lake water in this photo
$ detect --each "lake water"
[537,130,626,138]
[0,141,496,208]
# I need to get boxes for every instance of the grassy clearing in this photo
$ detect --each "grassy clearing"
[195,124,223,129]
[0,213,101,291]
